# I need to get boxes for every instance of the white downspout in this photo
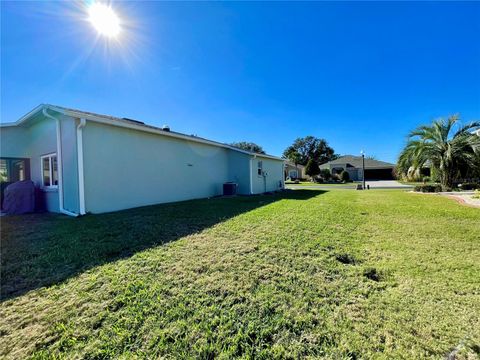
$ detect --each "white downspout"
[250,154,257,195]
[77,118,86,215]
[249,158,253,195]
[42,107,78,217]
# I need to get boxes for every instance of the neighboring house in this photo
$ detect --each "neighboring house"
[319,155,395,181]
[284,161,306,180]
[0,104,285,215]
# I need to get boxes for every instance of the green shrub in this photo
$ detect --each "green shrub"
[320,168,331,180]
[414,184,442,193]
[422,176,430,183]
[305,159,320,180]
[340,170,350,183]
[430,167,440,183]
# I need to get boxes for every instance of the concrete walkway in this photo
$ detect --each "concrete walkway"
[440,191,480,208]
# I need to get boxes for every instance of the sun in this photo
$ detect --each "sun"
[88,3,121,38]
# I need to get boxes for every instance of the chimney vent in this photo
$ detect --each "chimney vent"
[162,125,170,132]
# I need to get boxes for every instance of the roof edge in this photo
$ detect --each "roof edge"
[1,104,284,161]
[319,155,395,168]
[0,104,46,127]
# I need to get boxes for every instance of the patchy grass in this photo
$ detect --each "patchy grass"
[1,189,479,359]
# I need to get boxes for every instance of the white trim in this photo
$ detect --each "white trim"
[257,160,263,178]
[40,153,58,189]
[76,118,87,215]
[0,104,45,127]
[249,157,254,195]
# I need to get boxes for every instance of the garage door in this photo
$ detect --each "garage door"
[365,168,394,180]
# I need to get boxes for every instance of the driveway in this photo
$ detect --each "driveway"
[365,180,412,189]
[286,184,356,190]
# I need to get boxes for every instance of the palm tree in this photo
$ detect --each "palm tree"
[397,115,480,190]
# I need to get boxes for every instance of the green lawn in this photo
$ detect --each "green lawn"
[1,190,479,359]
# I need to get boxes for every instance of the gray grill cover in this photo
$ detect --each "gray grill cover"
[3,180,36,214]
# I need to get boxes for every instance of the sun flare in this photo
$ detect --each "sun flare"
[88,3,121,38]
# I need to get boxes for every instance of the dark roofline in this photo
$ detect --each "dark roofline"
[319,155,395,169]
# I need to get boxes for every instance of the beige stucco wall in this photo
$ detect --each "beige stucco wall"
[58,115,80,213]
[251,157,284,194]
[0,113,80,213]
[227,150,252,195]
[82,122,284,213]
[2,112,285,215]
[82,122,235,213]
[1,118,61,212]
[0,126,29,158]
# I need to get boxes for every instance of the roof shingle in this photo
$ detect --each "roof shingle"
[319,155,395,169]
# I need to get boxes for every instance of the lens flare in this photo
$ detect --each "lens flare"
[88,3,121,38]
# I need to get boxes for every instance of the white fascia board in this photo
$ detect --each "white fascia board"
[0,122,18,127]
[0,104,46,127]
[253,153,285,162]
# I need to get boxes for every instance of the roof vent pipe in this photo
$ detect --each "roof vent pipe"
[162,125,170,132]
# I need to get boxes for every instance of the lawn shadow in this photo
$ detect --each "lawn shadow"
[1,189,325,301]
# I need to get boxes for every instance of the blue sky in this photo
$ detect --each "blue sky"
[2,1,479,162]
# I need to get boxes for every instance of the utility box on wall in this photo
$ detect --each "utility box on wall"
[223,182,238,196]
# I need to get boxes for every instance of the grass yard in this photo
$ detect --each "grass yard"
[1,189,479,359]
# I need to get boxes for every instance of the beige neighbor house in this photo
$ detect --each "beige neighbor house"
[284,161,306,180]
[0,104,285,215]
[319,155,395,181]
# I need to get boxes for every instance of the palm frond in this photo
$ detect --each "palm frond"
[398,114,479,188]
[453,121,480,138]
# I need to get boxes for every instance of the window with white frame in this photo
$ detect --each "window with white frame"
[257,160,263,176]
[41,153,58,188]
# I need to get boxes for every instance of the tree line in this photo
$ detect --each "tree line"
[231,114,480,190]
[231,136,338,179]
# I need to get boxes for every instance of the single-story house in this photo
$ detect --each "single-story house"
[284,161,306,180]
[319,155,396,181]
[0,104,285,215]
